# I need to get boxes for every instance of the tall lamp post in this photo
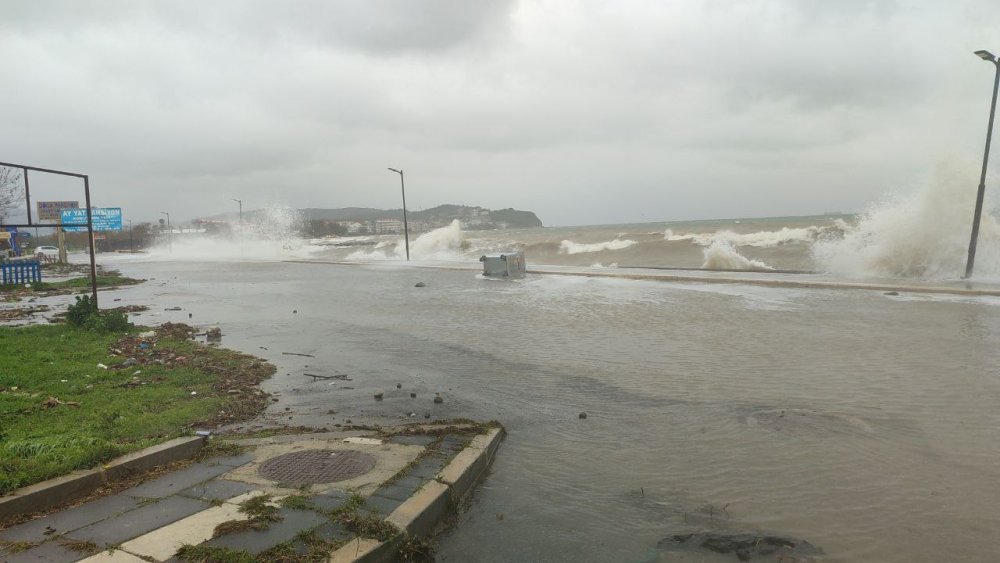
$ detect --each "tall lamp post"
[387,167,410,260]
[231,198,243,232]
[160,211,172,252]
[964,49,1000,279]
[128,219,134,253]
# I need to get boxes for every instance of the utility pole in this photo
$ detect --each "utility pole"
[387,168,410,260]
[965,50,1000,279]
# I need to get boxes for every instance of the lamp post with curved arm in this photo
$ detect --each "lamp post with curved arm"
[387,167,410,261]
[964,49,1000,279]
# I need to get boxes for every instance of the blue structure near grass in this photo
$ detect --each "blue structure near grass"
[1,260,41,286]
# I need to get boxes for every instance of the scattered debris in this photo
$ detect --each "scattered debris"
[96,363,108,370]
[415,282,426,287]
[884,291,899,296]
[433,396,443,404]
[0,305,50,321]
[410,392,417,398]
[396,383,402,389]
[579,412,588,419]
[374,392,384,401]
[304,373,351,381]
[282,352,315,358]
[206,327,222,342]
[41,397,81,409]
[164,307,183,311]
[659,533,822,561]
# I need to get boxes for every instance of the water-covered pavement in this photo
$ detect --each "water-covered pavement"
[15,254,1000,562]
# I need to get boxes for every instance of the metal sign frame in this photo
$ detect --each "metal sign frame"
[0,161,100,306]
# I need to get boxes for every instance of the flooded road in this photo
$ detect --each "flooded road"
[99,257,1000,562]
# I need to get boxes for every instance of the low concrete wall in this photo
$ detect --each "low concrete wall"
[0,436,206,524]
[328,426,506,563]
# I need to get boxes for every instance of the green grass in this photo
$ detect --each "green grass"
[0,269,143,296]
[0,324,268,494]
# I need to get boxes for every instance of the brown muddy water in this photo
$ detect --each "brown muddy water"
[87,254,1000,563]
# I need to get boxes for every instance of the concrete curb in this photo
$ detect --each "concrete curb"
[285,259,1000,298]
[0,436,206,524]
[327,426,506,562]
[437,427,504,503]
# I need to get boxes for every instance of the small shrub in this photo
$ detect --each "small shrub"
[66,295,98,327]
[66,295,131,332]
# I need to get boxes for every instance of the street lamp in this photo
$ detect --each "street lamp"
[387,167,410,260]
[160,211,172,251]
[964,49,1000,279]
[231,198,243,231]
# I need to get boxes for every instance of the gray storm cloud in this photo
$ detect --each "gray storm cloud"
[0,0,998,225]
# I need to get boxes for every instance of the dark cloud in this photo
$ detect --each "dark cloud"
[0,0,997,225]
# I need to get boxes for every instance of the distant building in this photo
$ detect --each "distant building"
[340,221,366,234]
[375,219,403,234]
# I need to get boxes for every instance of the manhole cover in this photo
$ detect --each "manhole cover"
[258,449,376,485]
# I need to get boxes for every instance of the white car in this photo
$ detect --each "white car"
[34,246,59,259]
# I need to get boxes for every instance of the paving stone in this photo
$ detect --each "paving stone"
[64,496,209,547]
[202,508,327,554]
[373,475,425,502]
[405,456,450,480]
[78,549,149,562]
[202,453,255,468]
[281,522,353,558]
[389,435,436,446]
[0,540,81,563]
[309,490,351,512]
[0,494,141,543]
[124,462,234,499]
[178,480,254,503]
[438,434,468,453]
[119,503,245,561]
[364,494,403,517]
[310,521,353,543]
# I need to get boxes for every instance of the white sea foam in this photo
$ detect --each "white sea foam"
[346,220,470,261]
[559,239,636,254]
[665,226,831,247]
[144,207,322,262]
[701,240,774,271]
[813,160,1000,279]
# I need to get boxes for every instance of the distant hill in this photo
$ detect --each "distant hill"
[208,205,543,229]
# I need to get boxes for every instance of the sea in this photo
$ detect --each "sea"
[91,170,1000,562]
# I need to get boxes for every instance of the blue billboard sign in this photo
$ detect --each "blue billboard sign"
[60,208,123,232]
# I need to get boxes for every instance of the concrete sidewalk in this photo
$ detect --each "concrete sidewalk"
[0,425,502,562]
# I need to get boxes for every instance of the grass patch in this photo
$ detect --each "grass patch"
[59,539,100,555]
[176,544,255,563]
[240,495,282,522]
[0,324,274,495]
[0,540,37,554]
[196,440,248,460]
[213,495,282,537]
[280,494,316,511]
[0,267,143,299]
[330,493,398,542]
[398,533,435,562]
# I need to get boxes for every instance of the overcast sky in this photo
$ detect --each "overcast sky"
[1,0,999,226]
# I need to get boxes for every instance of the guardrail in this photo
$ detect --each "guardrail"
[1,259,41,286]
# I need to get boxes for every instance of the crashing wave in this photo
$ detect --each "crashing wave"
[701,240,774,271]
[559,239,636,254]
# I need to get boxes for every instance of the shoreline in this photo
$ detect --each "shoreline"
[283,259,1000,297]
